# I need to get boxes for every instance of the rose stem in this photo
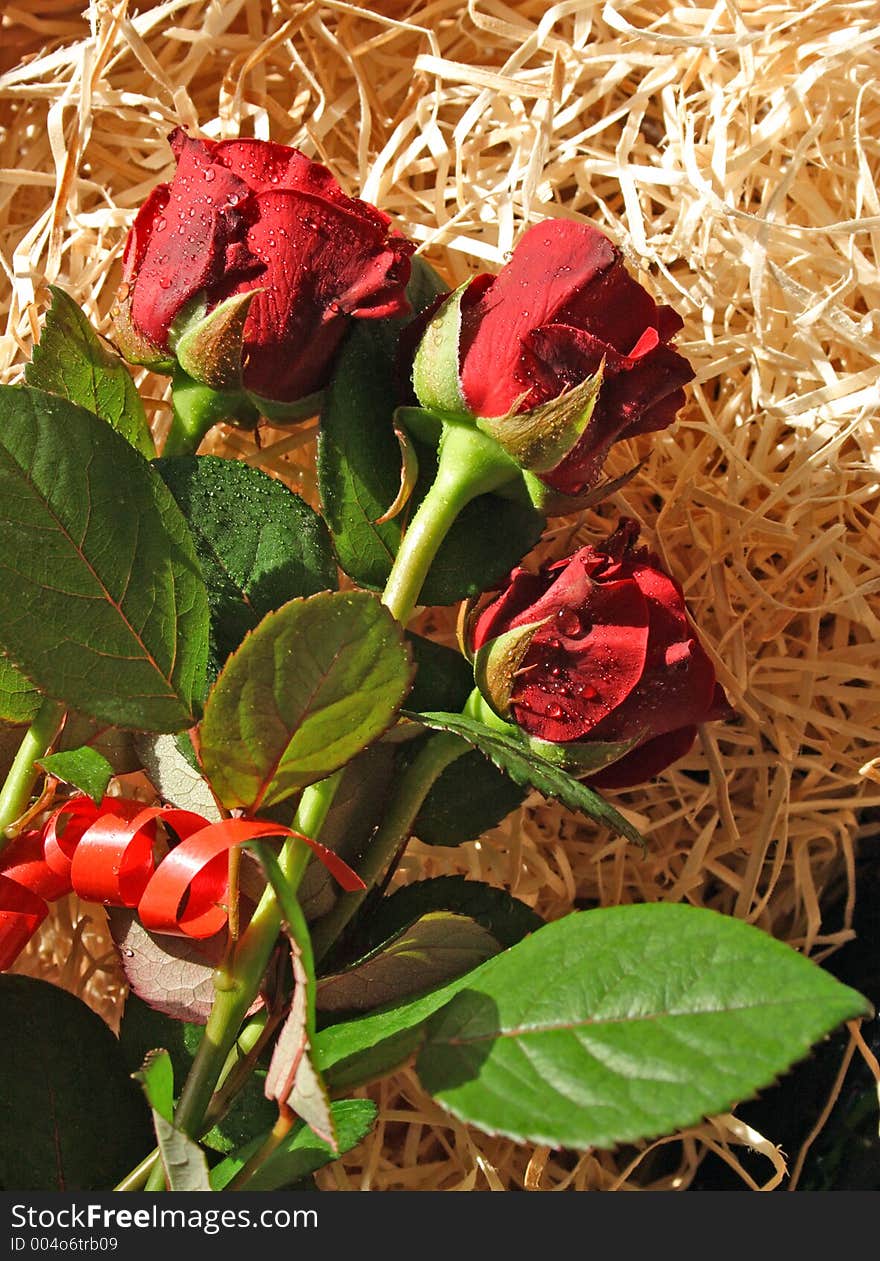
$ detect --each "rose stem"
[310,730,467,964]
[163,369,258,458]
[382,419,519,625]
[115,1012,271,1193]
[0,699,64,856]
[163,421,517,1159]
[159,772,341,1155]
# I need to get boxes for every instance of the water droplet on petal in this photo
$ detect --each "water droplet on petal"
[155,216,167,233]
[545,702,563,718]
[556,608,582,636]
[203,167,216,182]
[159,276,172,290]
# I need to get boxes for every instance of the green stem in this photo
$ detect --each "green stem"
[163,369,259,457]
[0,699,64,856]
[115,1149,160,1192]
[382,420,519,624]
[169,771,342,1146]
[163,422,510,1167]
[311,731,467,963]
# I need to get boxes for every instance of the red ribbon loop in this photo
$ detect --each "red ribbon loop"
[0,794,366,964]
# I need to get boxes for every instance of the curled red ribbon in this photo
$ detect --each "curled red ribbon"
[0,795,364,970]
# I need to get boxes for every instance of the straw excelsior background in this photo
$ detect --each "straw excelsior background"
[1,0,879,1191]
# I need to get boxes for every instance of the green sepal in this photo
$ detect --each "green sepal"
[476,361,604,475]
[525,732,643,778]
[394,405,444,447]
[472,618,548,721]
[411,281,471,418]
[110,284,174,373]
[173,291,257,390]
[523,459,643,516]
[246,388,324,425]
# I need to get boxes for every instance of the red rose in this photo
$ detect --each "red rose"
[115,130,414,404]
[456,221,694,495]
[470,520,731,788]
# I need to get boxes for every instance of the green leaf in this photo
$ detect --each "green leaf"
[407,633,473,714]
[416,904,872,1150]
[200,591,413,811]
[26,286,155,458]
[0,658,39,724]
[317,264,544,606]
[315,965,487,1084]
[156,456,337,674]
[317,912,501,1014]
[413,748,526,847]
[0,975,153,1190]
[404,710,642,846]
[136,1049,211,1191]
[348,876,543,957]
[37,746,114,803]
[0,386,209,732]
[210,1099,377,1191]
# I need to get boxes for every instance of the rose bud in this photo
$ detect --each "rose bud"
[112,129,414,418]
[467,519,731,788]
[409,220,694,511]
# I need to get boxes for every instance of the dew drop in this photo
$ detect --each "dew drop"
[556,608,582,636]
[575,683,598,700]
[545,701,563,718]
[203,167,216,182]
[228,193,240,206]
[159,276,172,290]
[122,948,134,958]
[155,216,167,233]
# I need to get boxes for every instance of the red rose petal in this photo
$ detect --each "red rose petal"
[131,132,253,350]
[459,220,617,418]
[226,187,412,399]
[589,725,698,789]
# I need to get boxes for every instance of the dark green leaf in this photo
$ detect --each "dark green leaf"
[404,710,642,846]
[0,975,152,1190]
[414,749,526,847]
[156,456,337,674]
[210,1099,377,1191]
[200,591,413,811]
[317,912,501,1014]
[315,963,486,1083]
[300,743,398,923]
[0,658,39,724]
[38,746,114,802]
[406,634,473,714]
[350,876,542,956]
[26,286,154,458]
[0,387,209,731]
[135,1049,211,1191]
[416,904,872,1150]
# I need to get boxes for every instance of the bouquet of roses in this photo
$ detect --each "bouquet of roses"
[0,132,867,1192]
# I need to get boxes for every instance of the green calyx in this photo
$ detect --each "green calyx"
[476,361,604,475]
[472,618,548,721]
[173,291,257,390]
[411,281,471,418]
